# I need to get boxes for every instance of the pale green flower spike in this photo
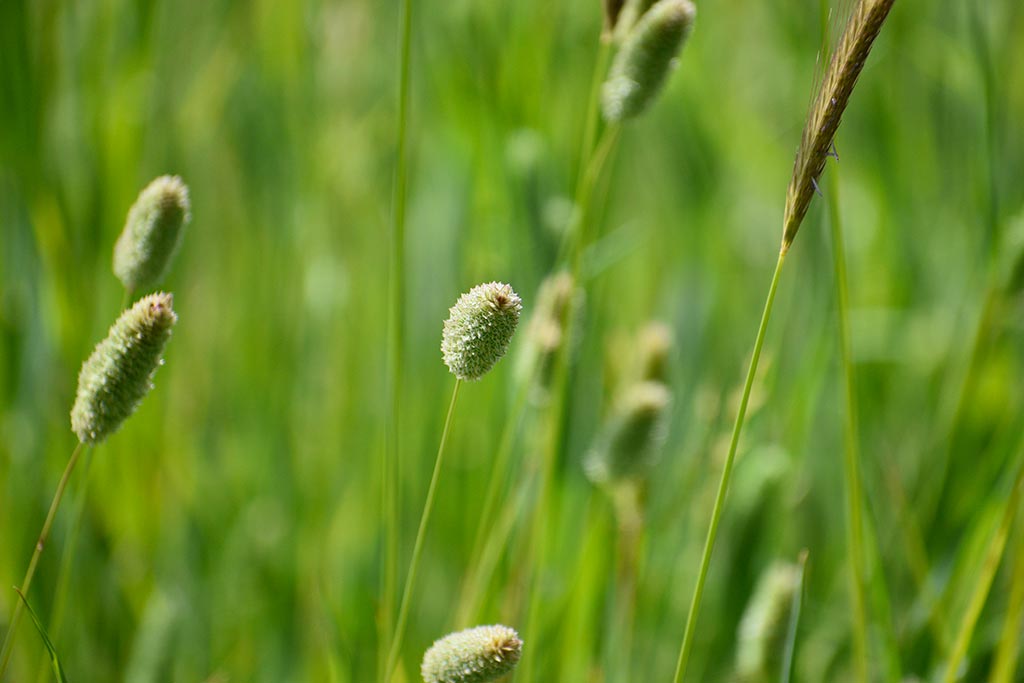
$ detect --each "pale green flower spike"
[71,292,177,444]
[442,282,522,381]
[602,0,696,122]
[585,380,671,484]
[113,175,191,293]
[421,624,523,683]
[736,562,802,683]
[636,321,673,384]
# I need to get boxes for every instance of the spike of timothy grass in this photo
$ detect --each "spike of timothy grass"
[442,282,523,381]
[736,562,803,683]
[525,272,582,392]
[602,0,696,122]
[113,175,191,293]
[635,321,673,383]
[421,624,523,683]
[71,292,177,444]
[585,380,672,485]
[782,0,896,251]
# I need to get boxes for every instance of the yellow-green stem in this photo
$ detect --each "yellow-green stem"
[380,0,412,677]
[827,173,871,683]
[0,442,85,679]
[942,451,1024,683]
[385,379,461,682]
[672,248,787,683]
[991,513,1024,683]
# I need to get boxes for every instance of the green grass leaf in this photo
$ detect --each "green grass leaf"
[14,588,69,683]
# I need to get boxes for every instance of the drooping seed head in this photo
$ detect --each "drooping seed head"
[602,0,696,122]
[585,380,672,484]
[113,175,191,293]
[71,292,177,444]
[736,562,803,683]
[442,282,522,381]
[421,624,523,683]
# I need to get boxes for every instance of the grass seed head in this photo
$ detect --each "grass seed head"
[421,624,523,683]
[71,292,177,444]
[114,175,191,293]
[782,0,896,251]
[442,282,523,381]
[602,0,696,122]
[585,380,671,484]
[526,272,582,394]
[736,562,802,682]
[636,321,673,383]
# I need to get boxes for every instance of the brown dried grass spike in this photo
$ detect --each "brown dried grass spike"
[781,0,896,252]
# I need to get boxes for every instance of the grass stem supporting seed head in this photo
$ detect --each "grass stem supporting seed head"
[602,0,696,122]
[421,624,522,683]
[442,282,522,381]
[70,292,177,444]
[782,0,896,251]
[113,176,191,293]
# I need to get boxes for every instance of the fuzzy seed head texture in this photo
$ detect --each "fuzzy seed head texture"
[602,0,696,122]
[735,562,802,683]
[71,293,177,444]
[113,175,191,293]
[421,624,523,683]
[442,282,522,381]
[636,321,673,383]
[585,380,672,484]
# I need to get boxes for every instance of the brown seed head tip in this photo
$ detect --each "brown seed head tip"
[442,282,523,381]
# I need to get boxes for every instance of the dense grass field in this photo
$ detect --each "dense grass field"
[2,0,1024,681]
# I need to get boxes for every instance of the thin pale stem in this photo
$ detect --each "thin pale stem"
[827,173,871,683]
[379,0,412,677]
[672,249,787,683]
[942,450,1024,683]
[385,379,461,683]
[780,551,809,683]
[0,442,85,679]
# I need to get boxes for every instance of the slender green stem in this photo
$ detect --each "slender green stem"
[611,482,643,683]
[0,442,85,679]
[991,515,1024,683]
[942,451,1024,683]
[385,379,461,682]
[380,0,412,677]
[780,550,808,683]
[827,173,871,683]
[672,249,787,683]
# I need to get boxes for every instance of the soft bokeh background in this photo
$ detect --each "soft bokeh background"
[2,0,1024,681]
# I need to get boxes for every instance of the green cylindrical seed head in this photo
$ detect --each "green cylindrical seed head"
[442,282,522,381]
[525,272,582,394]
[113,175,191,293]
[602,0,696,122]
[635,321,673,383]
[585,380,671,484]
[736,562,802,683]
[71,292,177,444]
[421,624,523,683]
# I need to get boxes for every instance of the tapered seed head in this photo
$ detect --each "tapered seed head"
[113,175,191,293]
[71,293,177,444]
[422,624,523,683]
[736,562,802,683]
[636,321,673,383]
[442,282,522,381]
[602,0,696,122]
[585,380,672,484]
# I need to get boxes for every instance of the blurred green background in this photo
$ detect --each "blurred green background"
[2,0,1024,681]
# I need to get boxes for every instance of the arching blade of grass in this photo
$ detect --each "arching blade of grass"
[14,590,68,683]
[991,514,1024,683]
[779,551,808,683]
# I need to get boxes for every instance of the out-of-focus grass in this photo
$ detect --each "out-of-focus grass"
[1,0,1023,681]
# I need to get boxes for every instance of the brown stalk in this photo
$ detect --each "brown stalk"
[782,0,896,252]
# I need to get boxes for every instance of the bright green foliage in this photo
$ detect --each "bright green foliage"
[602,0,696,121]
[71,293,177,444]
[442,282,522,381]
[113,176,191,293]
[421,625,523,683]
[736,562,802,683]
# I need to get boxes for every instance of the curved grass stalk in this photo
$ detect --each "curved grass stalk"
[384,380,461,683]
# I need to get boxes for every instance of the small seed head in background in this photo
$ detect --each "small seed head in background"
[442,282,522,381]
[735,562,802,683]
[635,321,673,383]
[71,292,177,444]
[421,624,523,683]
[602,0,696,122]
[113,175,191,294]
[585,380,672,484]
[524,272,583,397]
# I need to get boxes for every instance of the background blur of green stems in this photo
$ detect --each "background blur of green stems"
[2,0,1024,681]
